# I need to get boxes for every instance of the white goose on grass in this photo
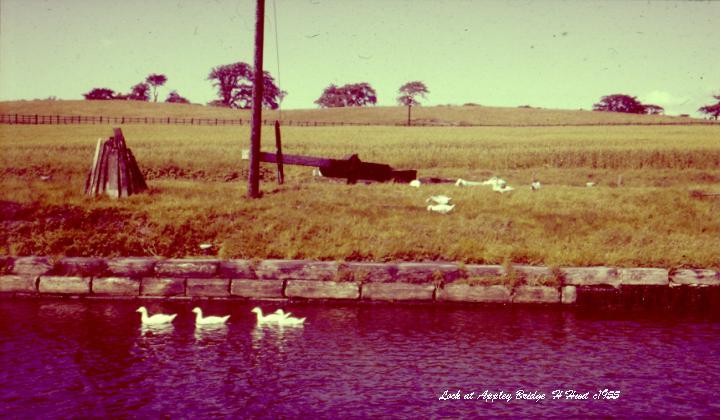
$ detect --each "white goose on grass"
[426,195,452,205]
[427,203,455,214]
[136,306,177,326]
[493,185,514,193]
[252,307,306,325]
[192,307,230,326]
[492,179,514,193]
[455,178,485,187]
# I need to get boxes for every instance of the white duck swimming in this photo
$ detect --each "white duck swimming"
[192,307,230,326]
[252,307,306,325]
[136,306,177,325]
[426,195,452,205]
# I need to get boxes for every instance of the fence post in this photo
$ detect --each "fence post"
[191,118,194,125]
[34,114,38,125]
[274,120,284,184]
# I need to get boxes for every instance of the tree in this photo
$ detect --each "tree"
[314,82,377,108]
[397,81,429,126]
[128,82,150,101]
[698,94,720,120]
[145,73,167,102]
[83,88,116,100]
[207,62,284,109]
[313,84,346,108]
[593,94,647,114]
[643,104,664,115]
[165,90,190,104]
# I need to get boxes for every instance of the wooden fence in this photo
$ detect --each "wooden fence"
[0,113,717,127]
[0,114,374,127]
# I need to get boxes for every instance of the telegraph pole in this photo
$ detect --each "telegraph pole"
[248,0,265,198]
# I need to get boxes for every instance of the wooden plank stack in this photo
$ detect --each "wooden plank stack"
[84,128,147,198]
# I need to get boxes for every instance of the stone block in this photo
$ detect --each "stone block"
[395,262,463,284]
[142,278,185,296]
[285,280,359,299]
[231,279,284,298]
[219,260,257,279]
[362,282,435,301]
[0,275,37,293]
[561,286,577,304]
[340,262,397,283]
[155,259,219,278]
[561,267,619,286]
[39,276,90,294]
[463,264,505,279]
[513,265,554,282]
[106,258,159,277]
[93,277,140,296]
[437,284,511,303]
[56,257,107,276]
[512,285,560,303]
[671,269,720,287]
[187,278,230,297]
[12,256,53,276]
[255,260,338,280]
[618,268,668,286]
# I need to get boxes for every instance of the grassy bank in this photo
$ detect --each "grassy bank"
[1,110,719,268]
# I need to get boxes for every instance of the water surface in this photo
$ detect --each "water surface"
[1,300,718,417]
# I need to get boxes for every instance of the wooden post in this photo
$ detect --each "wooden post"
[274,120,284,184]
[248,0,265,198]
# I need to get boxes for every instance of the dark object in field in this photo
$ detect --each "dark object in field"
[418,177,457,184]
[242,149,417,184]
[84,128,147,198]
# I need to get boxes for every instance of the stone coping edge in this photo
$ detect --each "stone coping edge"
[0,257,718,305]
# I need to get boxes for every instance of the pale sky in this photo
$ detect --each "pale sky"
[1,0,718,115]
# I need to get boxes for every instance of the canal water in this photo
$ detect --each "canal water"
[1,299,718,418]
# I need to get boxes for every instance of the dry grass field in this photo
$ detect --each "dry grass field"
[2,99,716,126]
[1,101,719,269]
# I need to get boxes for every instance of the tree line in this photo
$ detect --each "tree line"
[592,93,719,119]
[84,74,190,104]
[82,62,718,120]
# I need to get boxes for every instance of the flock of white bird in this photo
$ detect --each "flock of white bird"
[413,176,521,193]
[419,175,600,214]
[135,306,305,327]
[420,176,531,214]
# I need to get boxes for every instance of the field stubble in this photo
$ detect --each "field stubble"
[1,124,718,268]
